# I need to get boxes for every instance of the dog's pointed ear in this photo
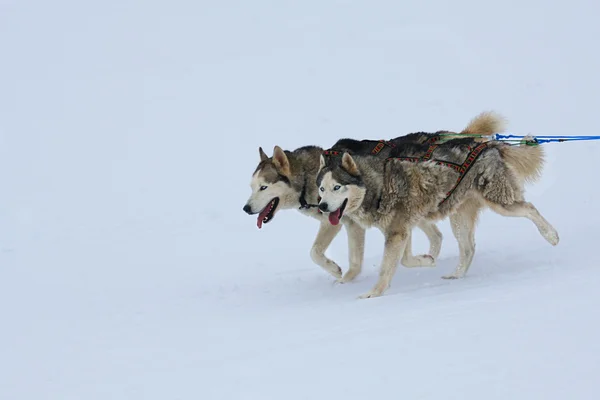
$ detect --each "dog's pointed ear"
[319,154,326,171]
[341,153,360,176]
[272,145,291,176]
[259,147,269,161]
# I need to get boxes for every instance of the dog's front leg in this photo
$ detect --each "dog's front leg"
[337,219,365,283]
[401,227,436,268]
[310,220,343,279]
[360,228,408,299]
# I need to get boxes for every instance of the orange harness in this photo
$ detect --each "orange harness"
[370,139,396,155]
[386,142,489,206]
[318,136,487,208]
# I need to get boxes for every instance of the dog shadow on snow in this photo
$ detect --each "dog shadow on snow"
[282,244,559,302]
[209,243,560,308]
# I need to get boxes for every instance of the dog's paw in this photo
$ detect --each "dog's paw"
[358,286,386,299]
[441,272,463,280]
[336,270,360,284]
[358,291,381,299]
[327,264,343,279]
[402,254,436,268]
[543,228,560,246]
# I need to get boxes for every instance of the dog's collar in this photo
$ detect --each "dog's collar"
[298,177,320,210]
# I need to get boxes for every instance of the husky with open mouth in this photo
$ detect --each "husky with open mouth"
[316,132,559,298]
[243,112,506,282]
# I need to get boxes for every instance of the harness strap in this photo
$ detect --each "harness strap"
[388,143,440,163]
[427,135,441,144]
[386,142,490,206]
[432,160,463,171]
[422,144,439,161]
[438,142,489,206]
[371,140,396,155]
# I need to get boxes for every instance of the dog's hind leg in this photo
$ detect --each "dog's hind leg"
[337,219,366,283]
[401,227,436,268]
[442,198,481,279]
[360,227,409,299]
[443,209,478,279]
[310,221,344,279]
[486,201,559,246]
[420,220,443,260]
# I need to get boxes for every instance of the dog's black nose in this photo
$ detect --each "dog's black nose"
[243,204,252,214]
[319,202,328,212]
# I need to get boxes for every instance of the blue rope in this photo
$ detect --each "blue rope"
[535,137,599,144]
[493,133,600,144]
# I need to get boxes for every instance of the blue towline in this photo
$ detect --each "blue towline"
[492,134,600,144]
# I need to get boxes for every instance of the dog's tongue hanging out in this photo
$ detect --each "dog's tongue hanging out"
[257,207,270,229]
[328,208,342,225]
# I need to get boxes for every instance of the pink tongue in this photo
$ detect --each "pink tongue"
[328,208,342,225]
[257,206,271,229]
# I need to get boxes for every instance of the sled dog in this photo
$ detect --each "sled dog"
[316,134,559,298]
[243,112,505,282]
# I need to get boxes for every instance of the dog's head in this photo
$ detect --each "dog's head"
[243,146,301,229]
[316,152,366,226]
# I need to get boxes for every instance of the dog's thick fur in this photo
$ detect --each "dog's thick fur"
[244,112,505,281]
[316,136,559,298]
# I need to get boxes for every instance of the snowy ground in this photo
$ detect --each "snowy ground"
[2,1,600,399]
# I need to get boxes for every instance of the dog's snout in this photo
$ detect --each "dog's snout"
[318,202,329,212]
[243,204,252,214]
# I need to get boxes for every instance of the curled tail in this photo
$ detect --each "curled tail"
[438,111,507,144]
[498,137,545,184]
[461,111,506,136]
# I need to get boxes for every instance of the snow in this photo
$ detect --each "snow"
[2,0,600,399]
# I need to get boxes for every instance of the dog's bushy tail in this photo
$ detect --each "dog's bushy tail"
[461,111,506,136]
[498,137,545,184]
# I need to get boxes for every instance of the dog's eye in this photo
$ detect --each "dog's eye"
[260,186,268,191]
[319,187,324,192]
[333,185,341,191]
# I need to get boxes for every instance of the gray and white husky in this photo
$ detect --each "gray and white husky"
[316,134,560,298]
[243,112,506,282]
